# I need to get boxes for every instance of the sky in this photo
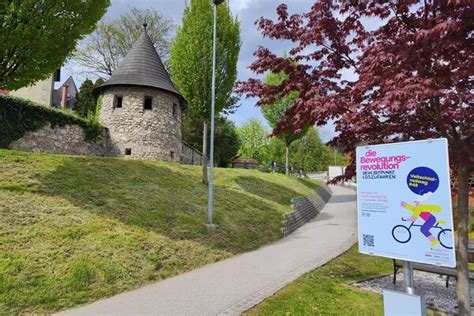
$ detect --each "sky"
[62,0,337,141]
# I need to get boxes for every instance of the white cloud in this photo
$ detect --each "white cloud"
[229,0,252,13]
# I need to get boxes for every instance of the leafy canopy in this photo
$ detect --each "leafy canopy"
[1,0,110,90]
[170,0,241,120]
[267,128,347,172]
[215,118,241,167]
[237,118,270,162]
[73,7,174,78]
[182,112,240,167]
[262,70,307,145]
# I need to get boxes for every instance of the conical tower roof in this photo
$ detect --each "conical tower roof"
[96,30,181,98]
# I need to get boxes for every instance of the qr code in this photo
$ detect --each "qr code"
[363,234,375,247]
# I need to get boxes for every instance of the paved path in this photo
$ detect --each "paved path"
[57,185,357,316]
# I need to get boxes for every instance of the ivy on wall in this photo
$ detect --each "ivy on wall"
[0,95,105,148]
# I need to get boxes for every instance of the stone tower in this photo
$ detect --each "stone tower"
[95,26,185,162]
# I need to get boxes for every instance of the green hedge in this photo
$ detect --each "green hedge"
[0,95,104,148]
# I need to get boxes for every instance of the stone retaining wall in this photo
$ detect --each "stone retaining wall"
[282,185,333,236]
[8,123,203,167]
[181,141,203,166]
[8,123,116,156]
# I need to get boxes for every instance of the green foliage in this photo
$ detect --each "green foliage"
[0,149,321,313]
[181,111,204,151]
[261,69,308,174]
[215,118,240,167]
[84,111,104,141]
[0,95,104,147]
[262,69,307,146]
[73,7,174,77]
[74,79,104,118]
[266,128,348,171]
[237,119,271,163]
[182,113,240,167]
[1,0,110,90]
[170,0,241,120]
[290,128,347,172]
[246,246,392,315]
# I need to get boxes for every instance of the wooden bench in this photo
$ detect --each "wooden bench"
[393,259,474,288]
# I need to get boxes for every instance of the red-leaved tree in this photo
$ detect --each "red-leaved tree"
[236,1,473,313]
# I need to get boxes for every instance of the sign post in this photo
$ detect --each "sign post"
[356,138,455,315]
[403,261,414,295]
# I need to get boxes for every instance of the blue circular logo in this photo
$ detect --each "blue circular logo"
[407,167,439,195]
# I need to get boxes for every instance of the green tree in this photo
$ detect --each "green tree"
[0,0,109,90]
[261,70,307,175]
[237,119,270,163]
[74,78,104,118]
[182,113,240,168]
[170,0,240,183]
[266,128,347,173]
[215,118,240,167]
[290,128,347,172]
[73,7,174,77]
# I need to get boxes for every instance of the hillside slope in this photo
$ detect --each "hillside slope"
[0,150,320,314]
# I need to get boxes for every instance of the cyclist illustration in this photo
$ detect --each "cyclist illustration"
[400,199,442,247]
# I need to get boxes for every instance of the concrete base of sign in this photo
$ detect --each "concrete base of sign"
[383,289,426,316]
[206,223,219,230]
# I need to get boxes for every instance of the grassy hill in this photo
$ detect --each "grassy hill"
[0,149,320,314]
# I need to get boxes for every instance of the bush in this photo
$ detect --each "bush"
[0,95,105,147]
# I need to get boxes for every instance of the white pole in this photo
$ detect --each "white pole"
[207,2,218,225]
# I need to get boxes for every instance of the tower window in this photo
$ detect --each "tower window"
[144,96,153,110]
[170,151,175,159]
[125,148,132,156]
[115,96,123,108]
[173,103,178,118]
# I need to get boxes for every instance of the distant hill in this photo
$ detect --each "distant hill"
[0,150,320,314]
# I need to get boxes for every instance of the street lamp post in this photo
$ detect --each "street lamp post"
[208,0,224,225]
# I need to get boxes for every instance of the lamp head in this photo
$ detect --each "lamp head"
[213,0,225,5]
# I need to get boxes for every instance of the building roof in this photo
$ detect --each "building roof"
[53,76,78,108]
[96,31,182,100]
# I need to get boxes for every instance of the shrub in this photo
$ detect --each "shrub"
[0,95,105,147]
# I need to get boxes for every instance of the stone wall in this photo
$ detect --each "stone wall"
[282,185,333,236]
[8,121,203,167]
[8,123,115,156]
[181,141,203,165]
[100,86,182,162]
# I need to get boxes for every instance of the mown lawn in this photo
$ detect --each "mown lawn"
[0,149,320,314]
[246,246,393,316]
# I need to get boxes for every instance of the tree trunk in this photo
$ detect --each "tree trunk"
[456,162,471,315]
[285,143,289,176]
[202,121,209,184]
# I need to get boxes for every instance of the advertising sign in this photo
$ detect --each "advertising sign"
[357,138,455,267]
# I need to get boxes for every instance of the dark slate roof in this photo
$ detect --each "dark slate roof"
[96,31,182,99]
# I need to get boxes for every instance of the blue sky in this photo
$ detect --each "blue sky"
[62,0,337,141]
